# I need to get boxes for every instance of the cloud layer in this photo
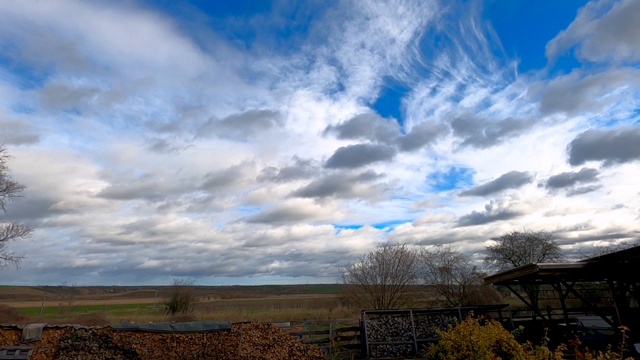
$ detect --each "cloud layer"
[0,0,639,285]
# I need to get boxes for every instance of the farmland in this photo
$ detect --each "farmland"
[0,284,357,325]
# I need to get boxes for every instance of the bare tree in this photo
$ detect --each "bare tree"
[484,230,563,317]
[340,243,419,310]
[420,246,499,307]
[0,146,33,268]
[484,230,563,271]
[163,278,198,315]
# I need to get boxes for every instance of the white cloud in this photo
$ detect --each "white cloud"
[0,0,639,285]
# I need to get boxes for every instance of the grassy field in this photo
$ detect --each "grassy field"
[0,284,358,325]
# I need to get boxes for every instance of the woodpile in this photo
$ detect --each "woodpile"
[364,314,414,358]
[414,313,457,339]
[56,329,140,360]
[365,314,413,343]
[0,323,326,360]
[363,312,459,358]
[369,343,414,359]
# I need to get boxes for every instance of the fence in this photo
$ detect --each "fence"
[278,318,362,359]
[361,304,512,359]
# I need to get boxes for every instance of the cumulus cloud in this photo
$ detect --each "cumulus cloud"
[546,167,599,189]
[567,184,603,196]
[292,170,387,199]
[546,0,640,63]
[324,143,397,168]
[38,82,103,113]
[460,171,532,197]
[201,163,254,194]
[0,117,40,145]
[568,127,640,166]
[199,110,283,139]
[537,69,640,115]
[451,115,535,149]
[456,199,523,227]
[258,157,319,183]
[397,122,449,152]
[324,113,447,152]
[324,112,400,143]
[1,1,639,285]
[245,199,339,225]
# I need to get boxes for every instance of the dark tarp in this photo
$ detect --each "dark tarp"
[110,321,232,333]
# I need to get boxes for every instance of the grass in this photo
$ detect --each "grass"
[16,303,160,324]
[18,303,155,317]
[8,295,358,325]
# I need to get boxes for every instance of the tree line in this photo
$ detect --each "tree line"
[340,230,563,310]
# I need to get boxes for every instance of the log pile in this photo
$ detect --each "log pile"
[56,329,141,360]
[369,343,414,359]
[414,313,457,340]
[0,323,326,360]
[365,315,413,342]
[364,315,414,358]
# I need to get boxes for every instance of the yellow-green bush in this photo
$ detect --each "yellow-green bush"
[425,317,632,360]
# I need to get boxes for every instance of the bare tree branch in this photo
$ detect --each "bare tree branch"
[420,246,498,307]
[0,145,32,268]
[340,243,419,310]
[484,230,563,316]
[484,230,563,271]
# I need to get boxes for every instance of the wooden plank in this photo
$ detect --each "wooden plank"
[334,325,361,333]
[303,338,331,345]
[289,329,330,336]
[333,334,359,342]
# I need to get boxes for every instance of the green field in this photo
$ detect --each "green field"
[18,303,156,317]
[0,284,357,325]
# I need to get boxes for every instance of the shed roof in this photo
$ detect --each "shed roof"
[484,245,640,286]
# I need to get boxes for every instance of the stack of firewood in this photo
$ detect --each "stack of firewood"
[0,323,326,360]
[365,314,413,342]
[414,313,457,340]
[365,315,415,358]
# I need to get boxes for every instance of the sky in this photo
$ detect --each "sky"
[0,0,639,286]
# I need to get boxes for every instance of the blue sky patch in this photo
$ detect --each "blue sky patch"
[333,224,364,234]
[372,220,411,231]
[373,78,410,126]
[483,0,589,73]
[428,167,475,192]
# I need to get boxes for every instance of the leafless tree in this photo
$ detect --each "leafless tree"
[484,230,563,271]
[0,146,33,268]
[484,230,563,316]
[420,246,499,307]
[340,243,419,310]
[163,278,198,315]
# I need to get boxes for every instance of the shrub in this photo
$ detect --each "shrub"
[424,317,549,360]
[425,317,633,360]
[162,279,197,316]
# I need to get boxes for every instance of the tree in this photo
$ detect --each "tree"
[484,230,563,317]
[484,230,563,271]
[163,279,198,316]
[420,246,500,307]
[340,243,419,310]
[0,146,33,268]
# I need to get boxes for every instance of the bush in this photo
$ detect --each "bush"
[425,317,549,360]
[425,317,633,360]
[162,279,197,316]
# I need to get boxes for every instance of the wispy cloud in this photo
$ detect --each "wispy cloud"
[1,0,639,285]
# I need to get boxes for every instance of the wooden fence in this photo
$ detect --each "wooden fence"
[276,318,362,359]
